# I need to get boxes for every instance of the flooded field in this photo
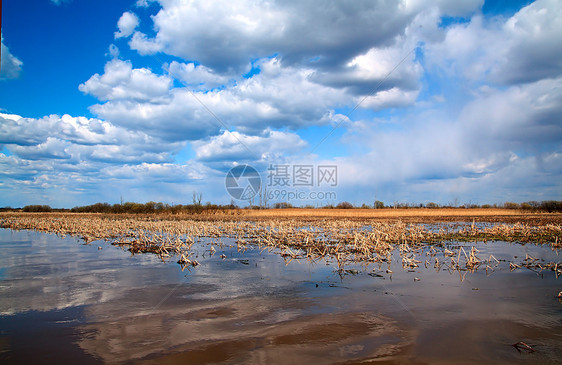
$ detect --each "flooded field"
[1,225,561,364]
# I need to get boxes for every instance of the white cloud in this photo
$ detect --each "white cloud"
[86,91,222,141]
[129,0,419,73]
[193,129,307,163]
[0,113,183,164]
[460,77,562,149]
[424,15,500,81]
[425,0,562,85]
[167,61,231,90]
[0,111,205,206]
[135,0,155,8]
[83,57,346,139]
[1,38,23,80]
[114,12,140,39]
[309,43,423,110]
[124,0,481,114]
[0,152,214,207]
[126,0,483,74]
[493,0,562,84]
[330,76,562,203]
[360,87,420,111]
[129,31,163,55]
[400,0,483,16]
[347,47,419,85]
[433,0,483,17]
[79,59,172,102]
[104,161,211,182]
[9,137,72,161]
[107,44,120,59]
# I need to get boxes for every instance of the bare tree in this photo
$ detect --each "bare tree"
[259,185,269,209]
[192,191,202,206]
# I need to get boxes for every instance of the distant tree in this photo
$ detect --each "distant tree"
[23,205,52,212]
[336,201,354,209]
[248,195,254,208]
[523,201,540,209]
[520,202,532,210]
[274,202,293,209]
[259,186,269,208]
[540,200,562,212]
[503,202,520,209]
[192,191,203,206]
[374,200,385,209]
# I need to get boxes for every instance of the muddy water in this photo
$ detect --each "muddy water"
[0,229,561,364]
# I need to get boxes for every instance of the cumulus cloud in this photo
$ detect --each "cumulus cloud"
[9,137,72,161]
[129,0,415,72]
[0,113,183,164]
[167,61,231,90]
[0,152,213,207]
[123,0,483,116]
[83,57,346,139]
[138,0,483,70]
[114,12,140,39]
[493,0,562,84]
[85,90,222,141]
[426,0,562,85]
[332,76,562,203]
[0,112,203,206]
[129,31,163,55]
[79,59,172,102]
[135,0,156,8]
[104,161,211,182]
[460,78,562,150]
[193,129,307,163]
[313,46,422,94]
[1,38,23,80]
[360,87,420,111]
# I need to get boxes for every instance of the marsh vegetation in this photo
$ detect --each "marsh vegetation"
[1,211,560,276]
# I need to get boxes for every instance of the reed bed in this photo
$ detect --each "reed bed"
[243,208,523,218]
[1,213,560,276]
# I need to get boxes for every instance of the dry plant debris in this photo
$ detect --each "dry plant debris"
[1,213,560,274]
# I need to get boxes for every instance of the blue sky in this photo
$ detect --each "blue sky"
[1,0,561,208]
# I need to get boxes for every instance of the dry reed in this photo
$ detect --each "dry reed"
[1,212,560,275]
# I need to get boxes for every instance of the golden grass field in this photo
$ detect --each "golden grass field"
[244,208,519,217]
[240,208,562,224]
[2,208,561,223]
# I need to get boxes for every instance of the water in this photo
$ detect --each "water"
[0,228,561,364]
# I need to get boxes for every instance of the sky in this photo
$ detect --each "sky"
[0,0,561,208]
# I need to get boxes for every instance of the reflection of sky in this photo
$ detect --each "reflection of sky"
[1,229,561,363]
[0,229,179,315]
